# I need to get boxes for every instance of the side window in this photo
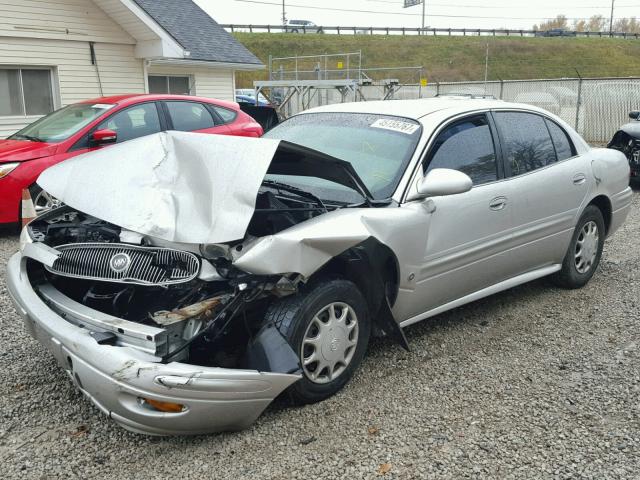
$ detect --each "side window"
[166,101,215,131]
[212,105,237,124]
[545,119,574,161]
[494,112,556,176]
[97,103,161,144]
[425,115,498,185]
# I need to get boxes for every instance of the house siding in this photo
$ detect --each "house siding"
[0,0,135,44]
[148,65,235,102]
[0,37,145,138]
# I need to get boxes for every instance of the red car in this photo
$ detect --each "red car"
[0,94,263,225]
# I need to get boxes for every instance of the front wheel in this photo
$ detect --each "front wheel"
[553,205,605,289]
[265,279,370,404]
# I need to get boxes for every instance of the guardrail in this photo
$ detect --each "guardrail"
[222,24,640,38]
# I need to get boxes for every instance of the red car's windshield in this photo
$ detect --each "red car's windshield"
[9,103,115,143]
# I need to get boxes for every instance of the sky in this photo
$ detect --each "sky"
[195,0,637,30]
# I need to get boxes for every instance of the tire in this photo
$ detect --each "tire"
[552,205,605,289]
[265,279,370,404]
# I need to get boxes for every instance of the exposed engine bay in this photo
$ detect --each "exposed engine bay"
[23,131,404,382]
[24,183,336,373]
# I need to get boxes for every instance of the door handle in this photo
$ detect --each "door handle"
[489,196,507,211]
[573,173,586,185]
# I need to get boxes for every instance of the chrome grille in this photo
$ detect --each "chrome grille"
[45,243,200,286]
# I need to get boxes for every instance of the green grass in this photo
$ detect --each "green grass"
[233,33,640,87]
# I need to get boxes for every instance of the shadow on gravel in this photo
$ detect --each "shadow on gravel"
[0,223,19,238]
[400,277,553,343]
[266,276,554,416]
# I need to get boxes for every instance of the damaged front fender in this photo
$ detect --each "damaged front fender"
[232,206,424,279]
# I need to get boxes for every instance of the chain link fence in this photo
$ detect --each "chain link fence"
[274,77,640,143]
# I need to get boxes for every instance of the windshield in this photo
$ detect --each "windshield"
[263,112,421,200]
[9,103,115,143]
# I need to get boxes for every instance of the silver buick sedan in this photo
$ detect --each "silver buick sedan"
[7,98,632,435]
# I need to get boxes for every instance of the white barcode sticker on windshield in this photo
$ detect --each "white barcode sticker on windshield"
[370,118,419,135]
[92,103,115,109]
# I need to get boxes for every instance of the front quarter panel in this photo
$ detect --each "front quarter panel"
[232,205,430,291]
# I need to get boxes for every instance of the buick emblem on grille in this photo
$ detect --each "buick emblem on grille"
[109,253,131,273]
[47,243,199,286]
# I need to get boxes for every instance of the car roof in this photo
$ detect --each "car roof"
[77,94,239,110]
[304,97,542,120]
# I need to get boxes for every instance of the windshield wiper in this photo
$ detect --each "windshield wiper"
[12,134,44,142]
[261,180,327,212]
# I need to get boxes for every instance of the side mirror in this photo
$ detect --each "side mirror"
[90,128,117,146]
[408,168,473,201]
[629,111,640,120]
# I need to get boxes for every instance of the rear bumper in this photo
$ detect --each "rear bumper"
[609,186,633,236]
[6,252,300,435]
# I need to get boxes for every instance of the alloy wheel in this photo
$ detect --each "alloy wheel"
[33,190,62,214]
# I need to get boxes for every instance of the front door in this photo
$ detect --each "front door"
[394,114,517,321]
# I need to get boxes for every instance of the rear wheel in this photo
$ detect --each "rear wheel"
[553,205,605,289]
[265,279,370,404]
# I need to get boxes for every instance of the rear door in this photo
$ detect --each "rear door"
[491,110,590,273]
[162,100,231,135]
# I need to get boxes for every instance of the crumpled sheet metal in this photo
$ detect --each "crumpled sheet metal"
[233,206,423,279]
[38,131,280,244]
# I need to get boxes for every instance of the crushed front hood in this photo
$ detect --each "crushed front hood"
[37,131,371,245]
[38,131,280,244]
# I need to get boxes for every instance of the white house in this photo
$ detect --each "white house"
[0,0,263,137]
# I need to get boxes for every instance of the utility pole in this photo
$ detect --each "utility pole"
[609,0,615,36]
[403,1,426,35]
[282,0,286,26]
[484,43,489,88]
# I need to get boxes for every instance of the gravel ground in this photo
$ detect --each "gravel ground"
[0,191,639,479]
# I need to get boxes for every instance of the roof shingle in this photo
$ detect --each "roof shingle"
[132,0,262,65]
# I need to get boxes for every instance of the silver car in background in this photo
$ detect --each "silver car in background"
[7,98,632,435]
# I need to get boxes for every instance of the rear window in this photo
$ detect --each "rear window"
[212,106,237,124]
[494,112,556,176]
[545,119,575,161]
[166,102,215,131]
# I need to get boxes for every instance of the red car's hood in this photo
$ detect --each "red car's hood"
[0,139,58,163]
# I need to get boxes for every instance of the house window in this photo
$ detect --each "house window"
[0,68,55,116]
[148,75,191,95]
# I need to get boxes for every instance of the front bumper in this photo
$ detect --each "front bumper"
[6,252,301,435]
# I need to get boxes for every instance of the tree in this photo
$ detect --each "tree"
[613,17,640,33]
[573,15,607,32]
[533,15,568,31]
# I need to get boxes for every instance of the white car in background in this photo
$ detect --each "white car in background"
[284,19,323,33]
